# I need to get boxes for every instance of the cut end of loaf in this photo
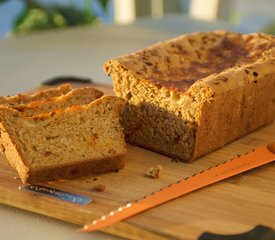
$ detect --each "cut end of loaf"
[0,95,127,184]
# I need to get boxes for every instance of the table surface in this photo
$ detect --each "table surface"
[0,15,238,240]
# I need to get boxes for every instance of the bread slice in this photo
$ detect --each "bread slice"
[0,83,72,106]
[13,87,103,117]
[104,31,275,161]
[0,96,126,184]
[0,87,103,154]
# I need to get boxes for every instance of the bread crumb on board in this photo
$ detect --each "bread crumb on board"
[92,183,106,192]
[146,165,163,179]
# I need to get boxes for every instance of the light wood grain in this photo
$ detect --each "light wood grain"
[0,84,274,240]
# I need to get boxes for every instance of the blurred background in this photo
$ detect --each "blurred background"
[0,0,275,38]
[0,0,274,96]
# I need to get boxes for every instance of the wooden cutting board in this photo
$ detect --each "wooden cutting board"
[0,84,274,240]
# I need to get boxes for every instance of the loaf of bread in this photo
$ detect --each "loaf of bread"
[0,96,126,184]
[0,83,72,106]
[104,31,275,161]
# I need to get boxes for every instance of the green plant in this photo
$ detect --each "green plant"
[1,0,109,35]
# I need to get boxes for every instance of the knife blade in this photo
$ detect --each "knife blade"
[80,142,275,232]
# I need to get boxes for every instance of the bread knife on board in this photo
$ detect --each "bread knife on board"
[80,142,275,233]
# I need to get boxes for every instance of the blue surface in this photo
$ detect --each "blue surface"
[0,0,23,37]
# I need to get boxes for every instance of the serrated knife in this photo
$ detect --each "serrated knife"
[80,142,275,233]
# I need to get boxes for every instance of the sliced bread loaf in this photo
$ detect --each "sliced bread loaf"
[104,31,275,161]
[13,87,103,117]
[0,96,126,184]
[0,83,72,106]
[0,86,103,154]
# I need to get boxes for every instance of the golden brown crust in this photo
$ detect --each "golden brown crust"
[15,87,103,108]
[24,95,125,121]
[193,72,275,159]
[0,121,30,180]
[13,87,103,117]
[0,83,72,106]
[105,31,275,93]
